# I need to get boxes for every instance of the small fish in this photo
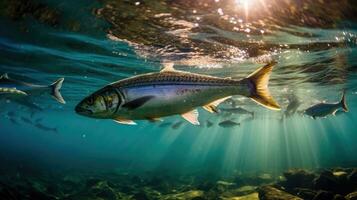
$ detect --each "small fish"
[75,62,280,125]
[304,91,348,119]
[158,122,172,128]
[35,118,43,123]
[284,94,301,117]
[241,116,254,123]
[0,73,65,104]
[34,123,58,133]
[171,121,183,129]
[220,107,254,117]
[9,118,19,125]
[20,117,32,124]
[218,120,240,128]
[206,120,214,127]
[7,111,16,117]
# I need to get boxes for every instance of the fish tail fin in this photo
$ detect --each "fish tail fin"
[244,62,281,110]
[340,90,348,112]
[51,78,65,104]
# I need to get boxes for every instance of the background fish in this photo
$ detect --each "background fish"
[171,121,183,130]
[34,123,58,133]
[220,107,254,117]
[0,73,65,104]
[284,94,301,118]
[218,120,240,128]
[206,120,214,128]
[76,63,280,125]
[304,91,348,119]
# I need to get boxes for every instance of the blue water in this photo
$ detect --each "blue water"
[1,0,357,180]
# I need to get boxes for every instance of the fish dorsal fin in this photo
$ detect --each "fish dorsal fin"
[202,96,231,113]
[0,73,9,79]
[113,118,137,125]
[160,62,175,72]
[181,109,200,125]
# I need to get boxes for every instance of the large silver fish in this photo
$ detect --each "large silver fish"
[75,62,280,125]
[304,91,348,119]
[0,73,65,104]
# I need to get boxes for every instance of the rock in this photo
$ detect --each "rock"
[133,190,151,200]
[221,192,259,200]
[258,186,303,200]
[86,178,102,188]
[345,191,357,200]
[215,181,237,193]
[148,176,170,193]
[197,181,215,191]
[313,170,337,190]
[90,180,119,200]
[293,187,317,199]
[163,190,204,200]
[283,169,316,189]
[221,185,257,198]
[333,194,346,200]
[258,174,274,183]
[334,171,348,177]
[132,188,161,200]
[313,190,335,200]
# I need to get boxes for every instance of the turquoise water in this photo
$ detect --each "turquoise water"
[1,0,357,199]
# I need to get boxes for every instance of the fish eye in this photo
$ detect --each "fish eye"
[87,97,94,105]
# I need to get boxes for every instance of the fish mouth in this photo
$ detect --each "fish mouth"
[75,105,93,115]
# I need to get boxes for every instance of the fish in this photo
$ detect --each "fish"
[20,117,32,124]
[9,118,19,125]
[7,111,16,118]
[304,91,348,119]
[0,73,65,104]
[241,115,254,123]
[206,120,214,127]
[171,121,183,129]
[34,123,58,133]
[218,120,240,128]
[284,94,301,117]
[35,118,43,123]
[158,122,172,128]
[220,107,254,117]
[75,62,280,125]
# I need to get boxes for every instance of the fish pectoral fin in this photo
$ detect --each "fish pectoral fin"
[181,109,200,125]
[147,117,163,122]
[0,87,27,95]
[202,97,231,113]
[332,110,337,116]
[160,62,175,72]
[113,118,137,125]
[122,96,155,110]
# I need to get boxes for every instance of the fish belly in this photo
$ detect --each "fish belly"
[119,84,236,119]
